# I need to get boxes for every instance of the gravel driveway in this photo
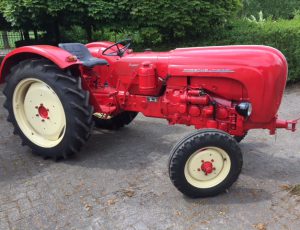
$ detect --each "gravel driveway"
[0,84,299,230]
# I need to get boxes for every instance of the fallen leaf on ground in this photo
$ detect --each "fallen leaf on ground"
[254,223,267,230]
[123,189,135,198]
[201,220,209,224]
[279,184,292,191]
[175,210,181,216]
[107,198,117,205]
[280,184,300,196]
[289,184,300,196]
[84,204,92,211]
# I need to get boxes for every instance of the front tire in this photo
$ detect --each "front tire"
[3,59,94,159]
[233,132,247,143]
[168,129,243,198]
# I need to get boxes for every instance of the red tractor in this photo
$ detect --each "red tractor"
[0,39,297,197]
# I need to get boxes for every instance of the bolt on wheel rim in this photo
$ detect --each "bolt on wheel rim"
[13,78,66,148]
[184,147,231,188]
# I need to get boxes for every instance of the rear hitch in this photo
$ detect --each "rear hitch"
[276,119,297,132]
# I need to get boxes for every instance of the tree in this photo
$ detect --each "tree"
[125,0,242,43]
[0,0,57,41]
[0,13,12,48]
[0,0,242,44]
[94,0,242,45]
[0,0,118,42]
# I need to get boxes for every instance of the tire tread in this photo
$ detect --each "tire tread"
[168,129,243,198]
[3,58,94,160]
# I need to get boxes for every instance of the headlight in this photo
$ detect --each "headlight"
[235,102,252,117]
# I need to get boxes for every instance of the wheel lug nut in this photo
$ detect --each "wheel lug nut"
[201,160,204,163]
[197,168,201,171]
[35,106,38,109]
[36,114,39,117]
[211,159,214,162]
[213,167,216,170]
[41,119,45,122]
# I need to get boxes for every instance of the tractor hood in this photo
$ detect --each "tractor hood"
[167,45,287,77]
[165,45,288,123]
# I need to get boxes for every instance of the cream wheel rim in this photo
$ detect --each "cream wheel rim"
[184,147,231,188]
[13,78,66,148]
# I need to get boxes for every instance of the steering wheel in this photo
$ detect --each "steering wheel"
[102,39,132,57]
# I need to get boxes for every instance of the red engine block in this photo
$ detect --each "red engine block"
[160,88,244,136]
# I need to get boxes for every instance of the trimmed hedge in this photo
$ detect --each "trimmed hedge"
[198,18,300,82]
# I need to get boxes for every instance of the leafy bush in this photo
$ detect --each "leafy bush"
[128,0,242,43]
[241,0,300,19]
[200,18,300,82]
[61,25,87,44]
[91,28,145,47]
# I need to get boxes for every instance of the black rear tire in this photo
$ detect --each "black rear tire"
[168,129,243,198]
[94,111,137,130]
[3,59,94,159]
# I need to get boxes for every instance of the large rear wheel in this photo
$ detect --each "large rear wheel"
[168,129,243,198]
[3,59,94,159]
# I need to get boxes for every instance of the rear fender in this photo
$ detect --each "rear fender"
[0,45,81,83]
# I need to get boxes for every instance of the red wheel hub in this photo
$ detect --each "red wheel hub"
[201,161,213,175]
[38,104,49,119]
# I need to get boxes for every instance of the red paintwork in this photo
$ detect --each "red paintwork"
[38,104,49,119]
[201,161,214,175]
[0,42,296,137]
[0,45,81,83]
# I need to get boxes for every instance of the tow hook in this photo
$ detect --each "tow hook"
[276,119,297,132]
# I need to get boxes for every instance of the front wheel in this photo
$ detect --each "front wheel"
[168,129,243,198]
[233,132,247,143]
[3,59,94,159]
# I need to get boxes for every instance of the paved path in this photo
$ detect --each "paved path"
[0,84,299,230]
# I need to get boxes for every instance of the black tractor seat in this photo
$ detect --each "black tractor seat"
[59,43,108,68]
